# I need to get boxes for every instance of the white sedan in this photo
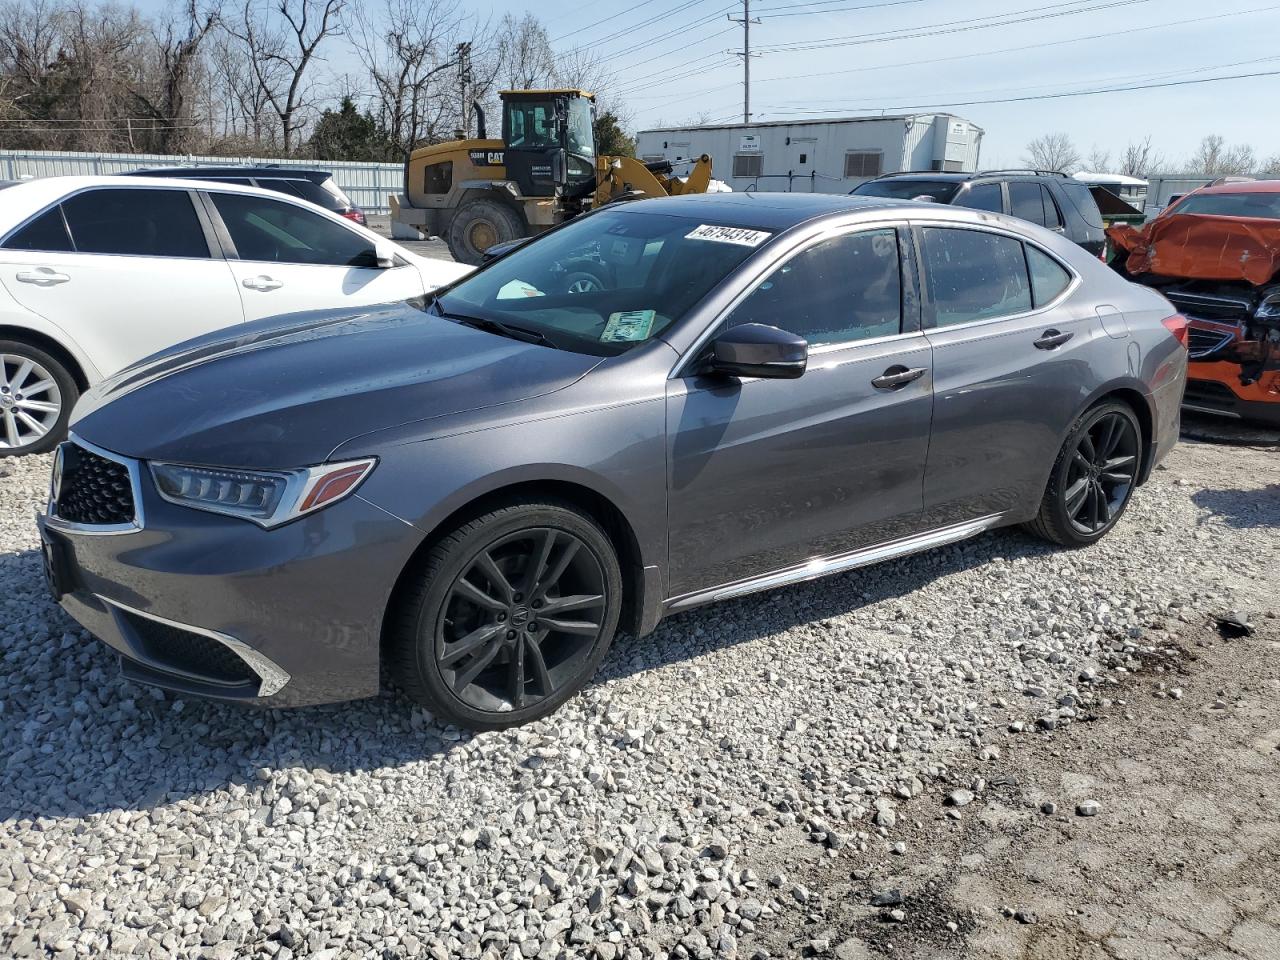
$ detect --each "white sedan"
[0,175,471,455]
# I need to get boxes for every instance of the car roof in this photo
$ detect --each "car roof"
[126,165,331,180]
[0,174,341,225]
[1192,179,1280,195]
[609,191,919,229]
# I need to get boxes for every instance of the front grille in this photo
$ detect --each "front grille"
[55,443,136,526]
[1187,326,1236,359]
[1184,379,1239,410]
[1164,290,1251,323]
[122,611,256,686]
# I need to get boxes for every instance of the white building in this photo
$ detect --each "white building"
[636,114,983,195]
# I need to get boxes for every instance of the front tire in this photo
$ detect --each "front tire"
[0,340,78,457]
[446,199,525,266]
[389,500,623,730]
[1025,400,1143,547]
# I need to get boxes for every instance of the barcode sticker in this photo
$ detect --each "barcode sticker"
[685,224,772,247]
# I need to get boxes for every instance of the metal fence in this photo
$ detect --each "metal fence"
[0,149,403,214]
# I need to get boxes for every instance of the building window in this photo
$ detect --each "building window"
[424,161,452,194]
[733,154,764,178]
[844,151,883,178]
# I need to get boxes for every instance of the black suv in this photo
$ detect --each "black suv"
[852,170,1105,258]
[125,165,366,225]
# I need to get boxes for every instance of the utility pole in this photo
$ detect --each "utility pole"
[456,41,473,138]
[728,0,761,124]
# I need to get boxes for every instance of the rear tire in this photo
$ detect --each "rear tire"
[1024,400,1143,547]
[447,199,525,266]
[389,500,623,730]
[0,340,78,457]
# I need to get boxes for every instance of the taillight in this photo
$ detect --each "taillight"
[341,210,366,225]
[1162,313,1189,349]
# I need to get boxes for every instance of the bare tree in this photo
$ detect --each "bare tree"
[346,0,484,153]
[130,0,219,153]
[1189,134,1256,176]
[1119,136,1164,178]
[496,12,553,91]
[1084,144,1111,173]
[1022,133,1080,173]
[1261,155,1280,175]
[227,0,346,153]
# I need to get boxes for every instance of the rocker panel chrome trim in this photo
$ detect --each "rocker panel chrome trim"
[664,513,1009,612]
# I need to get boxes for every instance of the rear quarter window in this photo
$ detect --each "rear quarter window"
[1060,181,1104,229]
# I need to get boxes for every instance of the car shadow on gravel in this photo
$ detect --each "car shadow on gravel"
[599,525,1059,686]
[1189,484,1280,530]
[2,526,1057,823]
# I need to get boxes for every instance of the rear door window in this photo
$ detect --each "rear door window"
[210,192,373,266]
[1009,181,1046,226]
[954,182,1002,212]
[3,207,74,252]
[1040,186,1063,229]
[60,188,210,258]
[920,227,1032,327]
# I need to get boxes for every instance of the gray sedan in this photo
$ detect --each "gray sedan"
[37,193,1188,729]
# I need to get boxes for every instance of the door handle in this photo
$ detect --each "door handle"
[242,275,283,291]
[1034,329,1073,350]
[871,365,928,390]
[15,268,70,286]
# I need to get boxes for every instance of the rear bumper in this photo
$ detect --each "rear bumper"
[38,463,422,707]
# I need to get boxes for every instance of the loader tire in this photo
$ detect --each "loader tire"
[447,199,525,266]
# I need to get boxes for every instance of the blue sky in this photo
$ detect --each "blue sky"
[142,0,1280,167]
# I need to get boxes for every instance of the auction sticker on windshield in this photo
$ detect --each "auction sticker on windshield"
[601,309,656,342]
[685,225,772,247]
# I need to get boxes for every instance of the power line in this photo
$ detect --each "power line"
[758,67,1280,115]
[551,0,663,39]
[757,0,927,17]
[754,0,1157,54]
[749,3,1279,86]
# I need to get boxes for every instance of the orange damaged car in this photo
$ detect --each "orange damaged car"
[1109,180,1280,426]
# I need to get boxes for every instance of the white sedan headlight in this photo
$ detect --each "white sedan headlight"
[149,458,376,528]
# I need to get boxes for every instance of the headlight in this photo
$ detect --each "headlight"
[149,458,376,527]
[1255,292,1280,321]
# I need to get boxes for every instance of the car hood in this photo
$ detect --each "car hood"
[71,302,602,467]
[1108,214,1280,285]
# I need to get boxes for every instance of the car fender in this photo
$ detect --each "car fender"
[0,294,104,385]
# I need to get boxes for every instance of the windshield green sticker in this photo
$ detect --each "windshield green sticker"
[685,224,772,247]
[601,309,656,343]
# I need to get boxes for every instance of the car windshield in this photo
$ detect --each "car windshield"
[851,179,960,203]
[437,209,773,356]
[1171,192,1280,219]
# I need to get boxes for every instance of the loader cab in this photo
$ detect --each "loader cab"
[500,90,597,200]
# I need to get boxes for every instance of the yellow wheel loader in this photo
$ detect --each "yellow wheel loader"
[392,90,714,265]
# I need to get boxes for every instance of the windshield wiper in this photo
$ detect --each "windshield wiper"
[437,307,561,349]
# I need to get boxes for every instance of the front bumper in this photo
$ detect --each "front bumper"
[1184,363,1280,426]
[38,444,422,707]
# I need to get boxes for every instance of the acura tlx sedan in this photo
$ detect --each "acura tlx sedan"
[37,193,1189,729]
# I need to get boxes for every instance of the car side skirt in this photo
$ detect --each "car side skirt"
[663,512,1010,614]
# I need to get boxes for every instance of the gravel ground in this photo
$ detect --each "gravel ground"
[1,429,1277,960]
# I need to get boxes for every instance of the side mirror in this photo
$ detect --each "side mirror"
[706,323,807,379]
[481,236,533,263]
[374,242,397,269]
[550,149,569,188]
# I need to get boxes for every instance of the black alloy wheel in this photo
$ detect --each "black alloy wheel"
[437,528,607,712]
[1026,400,1143,547]
[1061,410,1140,535]
[391,501,622,729]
